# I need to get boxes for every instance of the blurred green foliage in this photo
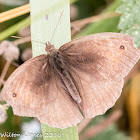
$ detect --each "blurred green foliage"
[86,116,131,140]
[74,0,121,38]
[75,0,106,19]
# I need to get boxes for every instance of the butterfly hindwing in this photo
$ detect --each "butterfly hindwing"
[38,73,83,128]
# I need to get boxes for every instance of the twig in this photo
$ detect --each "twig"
[0,61,11,87]
[0,4,30,23]
[0,79,5,86]
[71,12,121,36]
[72,12,120,26]
[79,110,122,140]
[11,61,19,67]
[78,118,92,133]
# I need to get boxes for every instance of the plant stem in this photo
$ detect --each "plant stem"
[30,0,79,140]
[0,61,11,87]
[0,4,30,23]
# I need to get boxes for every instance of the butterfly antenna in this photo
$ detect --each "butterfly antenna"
[50,10,64,43]
[31,40,46,45]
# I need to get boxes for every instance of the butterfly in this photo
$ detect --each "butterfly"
[1,32,140,128]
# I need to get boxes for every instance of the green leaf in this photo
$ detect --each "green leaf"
[30,0,79,140]
[117,0,140,48]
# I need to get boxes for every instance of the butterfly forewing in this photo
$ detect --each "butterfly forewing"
[1,55,49,116]
[60,33,140,82]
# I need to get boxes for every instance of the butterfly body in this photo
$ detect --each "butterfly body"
[48,46,82,103]
[1,33,140,128]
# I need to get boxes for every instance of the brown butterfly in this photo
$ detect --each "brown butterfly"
[1,33,140,128]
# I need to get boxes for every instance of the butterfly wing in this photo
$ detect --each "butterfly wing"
[1,55,48,117]
[38,72,83,128]
[66,67,124,118]
[59,32,140,118]
[1,55,83,128]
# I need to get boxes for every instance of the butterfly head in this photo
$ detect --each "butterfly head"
[45,42,55,54]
